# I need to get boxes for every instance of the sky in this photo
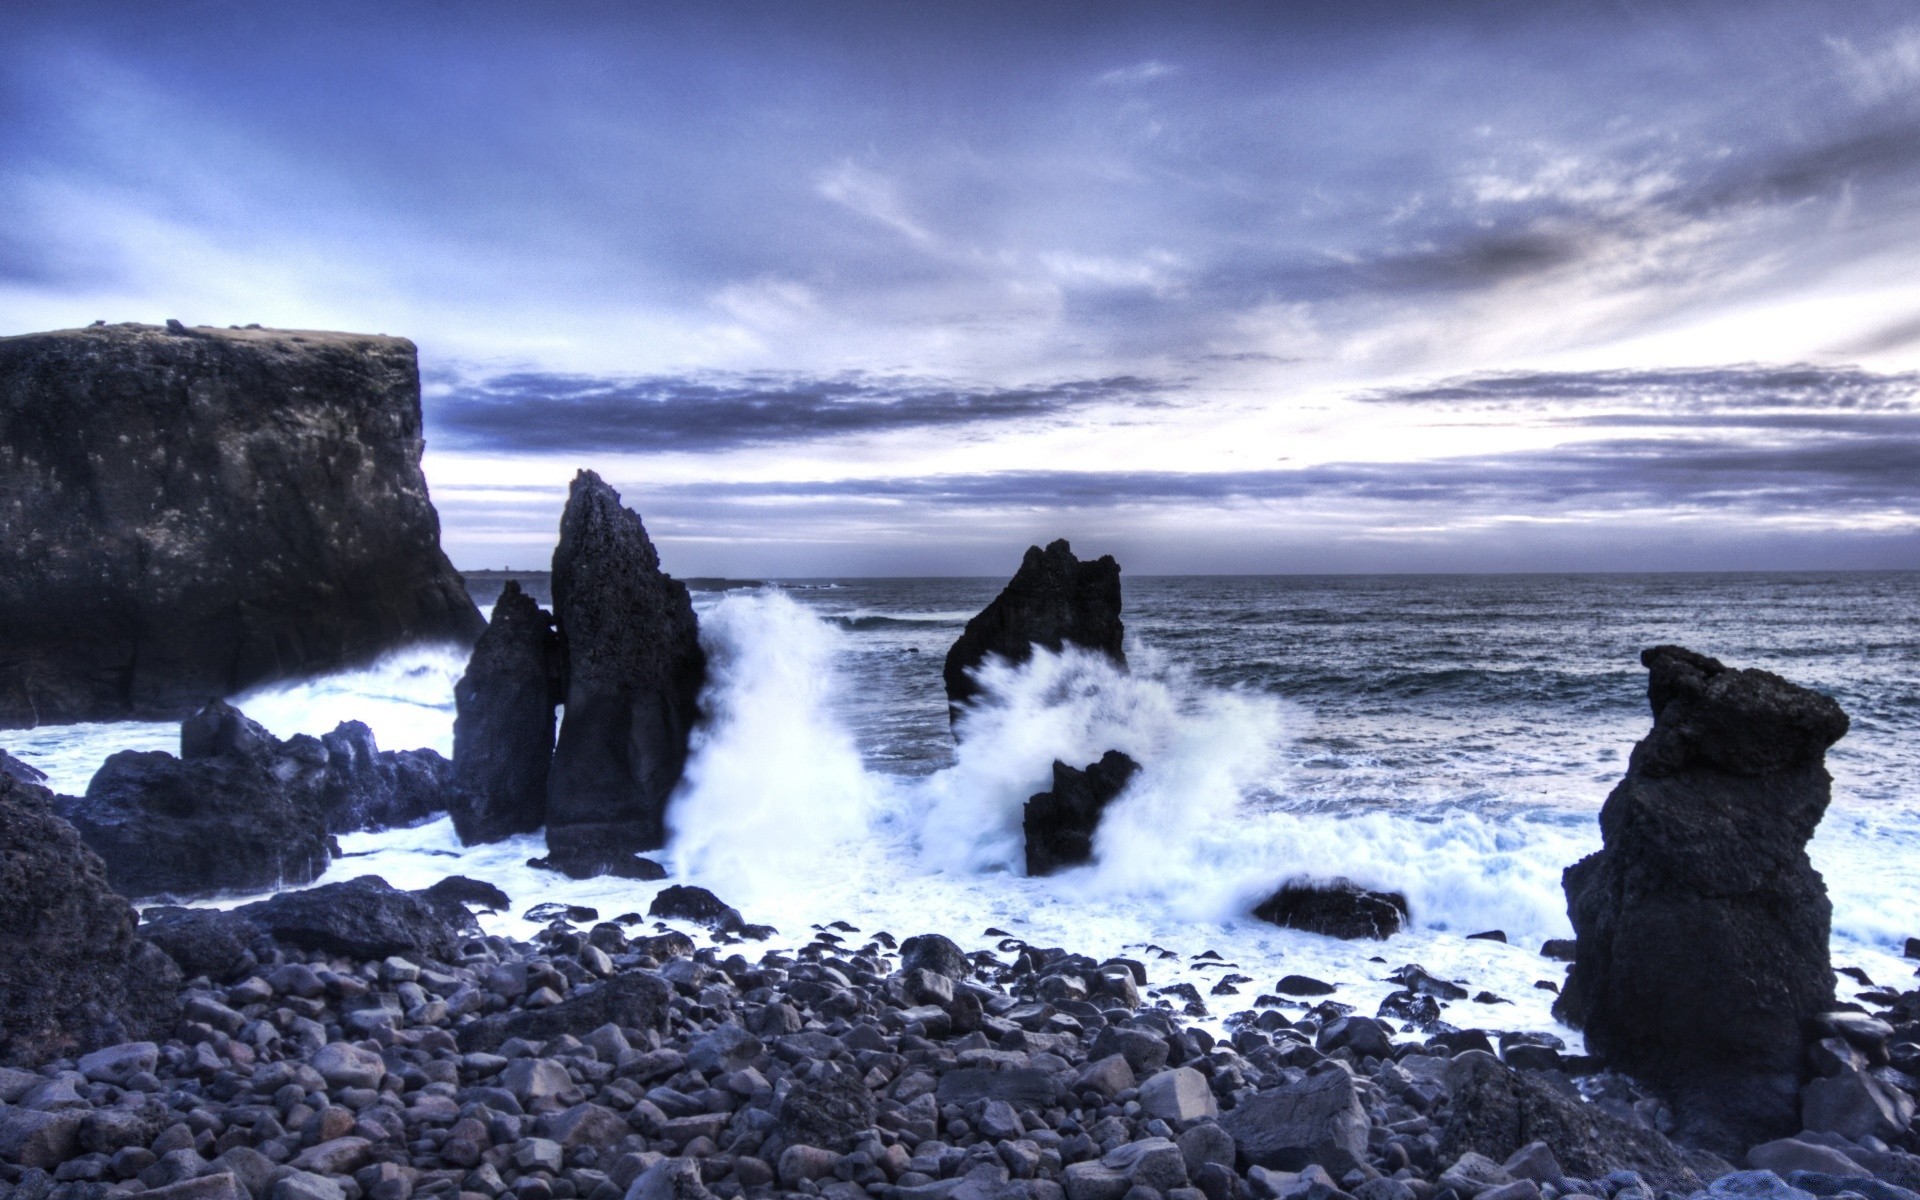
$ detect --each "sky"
[5,0,1920,575]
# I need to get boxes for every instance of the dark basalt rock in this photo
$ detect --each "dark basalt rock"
[0,322,483,728]
[899,933,972,980]
[545,471,705,870]
[234,875,467,963]
[455,971,672,1052]
[451,580,564,844]
[1253,879,1409,940]
[418,875,511,913]
[942,538,1124,725]
[648,884,745,932]
[1557,645,1849,1154]
[773,1062,879,1154]
[64,702,337,899]
[314,722,451,834]
[1024,749,1140,875]
[0,771,180,1065]
[138,907,266,983]
[0,749,46,784]
[530,852,667,881]
[1439,1052,1701,1192]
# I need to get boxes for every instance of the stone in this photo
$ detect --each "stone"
[1783,1171,1920,1200]
[62,702,336,897]
[451,581,564,844]
[503,1058,573,1102]
[1500,1142,1563,1184]
[0,770,179,1064]
[625,1154,717,1200]
[290,1137,373,1175]
[1104,1138,1189,1192]
[1252,880,1407,940]
[778,1145,839,1187]
[1091,1025,1171,1075]
[900,933,972,980]
[1437,1048,1700,1194]
[943,538,1125,725]
[1710,1171,1816,1200]
[544,471,705,870]
[1276,976,1337,997]
[1177,1123,1236,1177]
[1064,1160,1133,1200]
[1316,1017,1394,1060]
[0,1108,85,1168]
[236,875,465,961]
[1076,1054,1138,1099]
[1801,1067,1917,1142]
[418,875,512,913]
[1557,646,1848,1153]
[1024,751,1141,876]
[1438,1152,1515,1197]
[138,907,264,982]
[312,721,452,834]
[1219,1067,1370,1174]
[646,885,743,932]
[1140,1067,1219,1124]
[1746,1139,1868,1179]
[547,1103,627,1149]
[0,322,482,728]
[78,1041,159,1085]
[141,1174,248,1200]
[773,1063,877,1154]
[311,1042,387,1090]
[935,1068,1058,1109]
[0,750,45,784]
[457,971,671,1051]
[274,1170,349,1200]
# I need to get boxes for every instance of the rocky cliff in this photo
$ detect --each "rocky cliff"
[0,322,483,726]
[943,538,1124,725]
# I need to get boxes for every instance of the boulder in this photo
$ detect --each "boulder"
[137,907,265,982]
[450,580,563,844]
[772,1061,877,1154]
[900,933,972,980]
[544,471,705,871]
[1219,1064,1371,1174]
[648,885,744,932]
[1437,1046,1701,1193]
[1557,646,1848,1153]
[0,770,179,1065]
[943,538,1125,724]
[1139,1065,1219,1123]
[0,322,482,728]
[418,875,511,913]
[313,721,450,833]
[1252,879,1409,939]
[456,970,671,1052]
[1024,750,1140,875]
[63,701,336,897]
[235,875,466,962]
[0,749,45,784]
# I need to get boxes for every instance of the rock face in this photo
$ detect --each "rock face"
[0,770,179,1065]
[544,471,705,871]
[314,721,451,834]
[450,580,564,844]
[1557,645,1850,1153]
[1024,750,1140,875]
[64,702,337,898]
[0,322,483,728]
[1252,879,1409,939]
[942,539,1124,724]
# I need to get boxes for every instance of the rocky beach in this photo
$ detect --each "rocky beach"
[4,322,1920,1200]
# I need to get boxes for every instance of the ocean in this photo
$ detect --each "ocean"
[9,570,1919,1050]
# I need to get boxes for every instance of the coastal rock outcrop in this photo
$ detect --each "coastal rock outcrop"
[1024,749,1140,875]
[1253,879,1409,939]
[0,770,179,1065]
[0,322,483,728]
[1557,645,1850,1153]
[943,538,1124,724]
[234,875,471,963]
[450,580,564,844]
[544,471,705,873]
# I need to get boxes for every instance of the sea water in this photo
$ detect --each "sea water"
[9,571,1919,1046]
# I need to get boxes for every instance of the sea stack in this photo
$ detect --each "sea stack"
[943,538,1124,725]
[544,471,705,873]
[0,769,180,1065]
[1023,750,1140,875]
[0,322,484,727]
[450,580,564,844]
[1557,645,1849,1153]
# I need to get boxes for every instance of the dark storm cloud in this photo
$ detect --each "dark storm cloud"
[428,371,1165,452]
[1362,365,1920,412]
[603,432,1920,516]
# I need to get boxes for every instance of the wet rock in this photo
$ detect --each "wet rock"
[1219,1066,1370,1174]
[943,538,1125,725]
[900,933,971,980]
[417,875,511,913]
[1252,881,1408,940]
[0,770,179,1065]
[451,581,564,844]
[63,702,336,897]
[456,970,671,1051]
[1558,646,1849,1153]
[0,322,482,728]
[1024,751,1140,876]
[312,721,451,833]
[544,470,705,870]
[1276,976,1337,997]
[647,885,743,932]
[236,875,464,961]
[0,749,45,784]
[137,907,265,982]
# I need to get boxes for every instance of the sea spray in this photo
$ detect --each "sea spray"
[667,591,883,903]
[229,642,473,758]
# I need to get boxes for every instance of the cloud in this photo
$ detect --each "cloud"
[427,369,1166,452]
[1095,60,1179,86]
[1360,364,1920,412]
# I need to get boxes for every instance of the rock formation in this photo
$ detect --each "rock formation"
[1557,645,1849,1153]
[233,875,473,963]
[450,580,563,844]
[943,539,1124,725]
[544,471,705,873]
[61,699,451,898]
[1023,750,1140,875]
[1252,879,1409,939]
[0,322,483,728]
[0,770,179,1065]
